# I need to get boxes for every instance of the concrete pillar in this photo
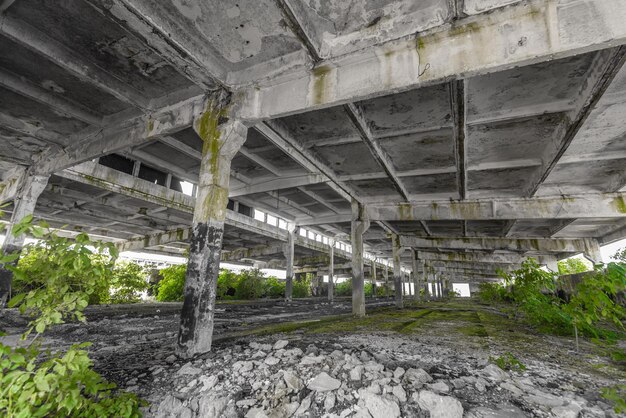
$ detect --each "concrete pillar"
[0,174,48,307]
[328,239,335,303]
[351,199,369,317]
[177,99,247,359]
[392,234,405,308]
[383,259,389,298]
[411,250,421,301]
[372,259,377,299]
[283,227,296,300]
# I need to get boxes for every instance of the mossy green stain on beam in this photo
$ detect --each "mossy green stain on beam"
[311,65,331,106]
[612,196,626,214]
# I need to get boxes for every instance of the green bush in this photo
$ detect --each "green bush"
[2,217,143,416]
[156,264,187,302]
[217,269,238,299]
[234,269,265,300]
[264,276,285,298]
[477,282,507,304]
[364,282,373,297]
[292,277,311,298]
[335,280,351,297]
[109,261,148,304]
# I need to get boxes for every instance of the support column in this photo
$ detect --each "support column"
[328,239,335,303]
[371,259,377,299]
[392,234,405,308]
[351,199,369,317]
[0,173,48,307]
[177,97,248,359]
[284,226,296,301]
[411,250,421,301]
[383,259,389,298]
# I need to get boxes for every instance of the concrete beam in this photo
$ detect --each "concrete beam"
[237,0,626,121]
[0,15,148,108]
[0,69,102,126]
[230,174,326,197]
[417,251,524,264]
[32,94,208,176]
[365,193,626,221]
[83,0,223,89]
[344,103,410,200]
[399,236,602,261]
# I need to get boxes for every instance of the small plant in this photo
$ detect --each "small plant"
[601,384,626,414]
[217,269,238,299]
[476,281,506,304]
[489,352,526,372]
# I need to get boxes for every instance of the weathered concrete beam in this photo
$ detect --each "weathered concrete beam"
[0,69,102,126]
[366,193,626,221]
[256,122,353,202]
[399,236,602,261]
[230,174,326,197]
[328,238,335,303]
[83,0,223,89]
[237,0,626,121]
[529,47,626,196]
[344,103,410,200]
[0,14,149,108]
[177,93,248,358]
[297,214,351,226]
[32,94,208,176]
[418,251,524,264]
[427,260,516,271]
[58,161,195,213]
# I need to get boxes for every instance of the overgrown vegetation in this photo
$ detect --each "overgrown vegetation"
[1,216,143,417]
[558,257,592,275]
[155,265,308,302]
[477,255,626,412]
[14,242,148,306]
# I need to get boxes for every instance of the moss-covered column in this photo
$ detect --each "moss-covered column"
[328,238,335,303]
[283,226,296,301]
[177,96,247,359]
[351,199,369,317]
[0,174,48,307]
[392,234,405,308]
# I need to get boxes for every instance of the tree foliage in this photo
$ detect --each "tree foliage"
[155,264,186,302]
[1,217,143,417]
[109,261,148,304]
[558,257,591,275]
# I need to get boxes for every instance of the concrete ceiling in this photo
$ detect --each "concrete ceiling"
[1,0,626,277]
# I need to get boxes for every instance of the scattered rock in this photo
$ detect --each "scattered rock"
[273,340,289,350]
[403,368,433,387]
[283,371,303,392]
[481,364,508,382]
[165,355,177,364]
[427,381,450,394]
[176,362,201,376]
[416,390,463,418]
[359,390,401,418]
[308,372,341,392]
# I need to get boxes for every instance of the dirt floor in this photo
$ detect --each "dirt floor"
[1,297,625,417]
